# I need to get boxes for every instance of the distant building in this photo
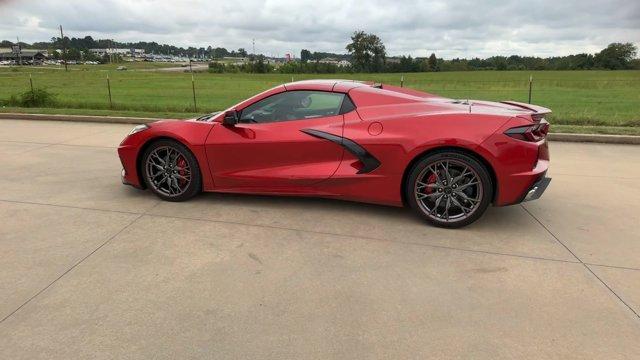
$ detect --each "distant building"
[89,48,145,58]
[222,56,248,65]
[0,48,48,64]
[318,57,350,67]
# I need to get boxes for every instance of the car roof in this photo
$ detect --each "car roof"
[281,79,439,97]
[283,79,369,93]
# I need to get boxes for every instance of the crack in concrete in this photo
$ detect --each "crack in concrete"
[0,198,580,266]
[521,204,640,320]
[0,214,144,324]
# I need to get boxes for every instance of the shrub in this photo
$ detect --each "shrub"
[208,61,225,73]
[7,88,57,107]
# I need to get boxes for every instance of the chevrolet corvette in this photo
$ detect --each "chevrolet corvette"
[118,80,551,228]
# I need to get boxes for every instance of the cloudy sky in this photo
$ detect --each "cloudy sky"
[1,0,638,58]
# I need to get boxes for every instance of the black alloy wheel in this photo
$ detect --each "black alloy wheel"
[142,139,201,202]
[406,151,493,228]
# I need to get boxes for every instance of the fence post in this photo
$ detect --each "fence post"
[191,73,197,112]
[528,75,533,104]
[29,73,34,95]
[106,73,113,109]
[400,75,404,87]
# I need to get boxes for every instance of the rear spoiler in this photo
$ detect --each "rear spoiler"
[500,100,551,115]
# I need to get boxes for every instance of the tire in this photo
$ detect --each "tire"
[405,151,493,228]
[141,139,202,202]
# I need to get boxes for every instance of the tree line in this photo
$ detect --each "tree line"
[1,36,248,61]
[338,31,638,72]
[3,32,638,72]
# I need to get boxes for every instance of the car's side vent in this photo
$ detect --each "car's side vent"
[300,129,381,174]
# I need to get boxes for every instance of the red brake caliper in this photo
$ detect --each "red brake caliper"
[425,173,437,194]
[177,157,187,186]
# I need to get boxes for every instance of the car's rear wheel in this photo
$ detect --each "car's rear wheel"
[406,151,493,228]
[141,139,201,202]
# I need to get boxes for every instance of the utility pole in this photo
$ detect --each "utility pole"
[16,37,22,65]
[252,39,255,55]
[59,25,68,71]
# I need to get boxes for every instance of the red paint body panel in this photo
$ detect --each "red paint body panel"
[118,80,550,208]
[205,115,345,189]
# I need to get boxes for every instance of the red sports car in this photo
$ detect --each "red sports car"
[118,80,551,228]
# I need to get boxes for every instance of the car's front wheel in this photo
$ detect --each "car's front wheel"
[141,139,201,202]
[406,151,493,228]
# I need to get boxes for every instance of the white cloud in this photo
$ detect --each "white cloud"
[0,0,638,58]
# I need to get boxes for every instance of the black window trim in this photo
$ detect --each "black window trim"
[338,94,356,115]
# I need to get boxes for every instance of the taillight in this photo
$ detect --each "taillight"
[531,114,545,122]
[505,121,549,142]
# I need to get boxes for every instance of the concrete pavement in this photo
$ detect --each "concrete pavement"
[1,119,639,359]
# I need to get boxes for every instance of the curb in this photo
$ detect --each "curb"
[1,113,639,145]
[547,133,640,145]
[0,113,158,124]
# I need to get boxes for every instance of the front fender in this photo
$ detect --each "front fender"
[118,120,215,190]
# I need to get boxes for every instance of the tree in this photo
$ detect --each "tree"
[492,56,508,70]
[300,49,312,63]
[212,47,229,59]
[65,47,82,61]
[82,50,100,62]
[345,31,386,72]
[427,53,438,71]
[252,55,269,73]
[237,48,248,57]
[594,43,637,70]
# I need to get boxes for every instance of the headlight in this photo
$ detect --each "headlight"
[129,124,149,135]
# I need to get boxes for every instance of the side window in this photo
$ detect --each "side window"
[240,91,345,124]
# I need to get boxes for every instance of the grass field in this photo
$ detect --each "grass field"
[1,64,638,133]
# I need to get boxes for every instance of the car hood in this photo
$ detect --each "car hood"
[192,111,222,122]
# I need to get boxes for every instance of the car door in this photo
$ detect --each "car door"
[205,90,347,190]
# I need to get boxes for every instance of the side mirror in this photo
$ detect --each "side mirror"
[222,110,239,126]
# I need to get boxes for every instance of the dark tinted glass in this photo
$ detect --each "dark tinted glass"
[240,91,345,123]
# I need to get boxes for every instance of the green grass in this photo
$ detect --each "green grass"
[1,66,638,131]
[0,106,197,119]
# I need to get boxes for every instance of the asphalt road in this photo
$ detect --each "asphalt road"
[1,119,639,359]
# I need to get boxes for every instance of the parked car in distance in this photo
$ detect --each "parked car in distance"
[118,80,551,228]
